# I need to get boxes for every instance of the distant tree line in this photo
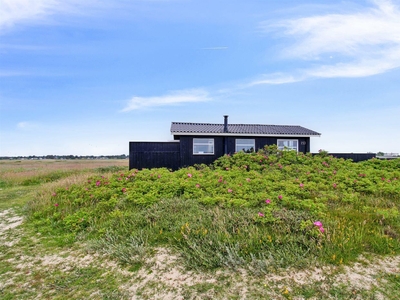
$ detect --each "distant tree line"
[0,154,128,160]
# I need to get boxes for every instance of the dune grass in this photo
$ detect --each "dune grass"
[1,152,399,299]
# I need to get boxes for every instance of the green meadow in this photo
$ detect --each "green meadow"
[1,148,399,299]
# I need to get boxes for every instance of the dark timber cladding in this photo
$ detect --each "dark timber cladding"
[129,142,180,170]
[129,116,322,170]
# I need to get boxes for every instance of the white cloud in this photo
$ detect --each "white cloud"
[259,0,400,82]
[121,89,211,112]
[0,0,58,31]
[0,0,105,32]
[17,121,38,130]
[247,73,303,86]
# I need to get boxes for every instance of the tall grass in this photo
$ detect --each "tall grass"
[17,149,400,273]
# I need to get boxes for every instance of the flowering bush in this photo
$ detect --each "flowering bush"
[27,146,400,270]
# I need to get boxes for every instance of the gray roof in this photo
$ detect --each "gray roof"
[171,122,321,137]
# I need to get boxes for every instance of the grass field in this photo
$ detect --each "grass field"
[0,152,399,299]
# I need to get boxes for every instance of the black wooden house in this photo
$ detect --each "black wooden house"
[129,116,321,170]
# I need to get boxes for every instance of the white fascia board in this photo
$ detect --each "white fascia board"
[171,132,321,138]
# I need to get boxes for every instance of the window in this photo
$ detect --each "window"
[235,139,255,153]
[193,138,214,155]
[277,139,298,151]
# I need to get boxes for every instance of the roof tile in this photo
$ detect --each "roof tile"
[171,122,320,136]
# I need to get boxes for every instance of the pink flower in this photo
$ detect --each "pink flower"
[187,173,192,178]
[299,183,304,188]
[96,181,101,186]
[319,227,325,233]
[278,195,283,200]
[258,212,265,217]
[246,178,251,182]
[195,184,200,188]
[54,203,59,207]
[218,178,223,183]
[226,167,230,171]
[228,189,233,193]
[51,192,57,197]
[122,188,127,193]
[265,199,271,204]
[333,183,337,188]
[313,221,323,227]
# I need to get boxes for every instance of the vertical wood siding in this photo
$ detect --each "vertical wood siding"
[129,142,180,170]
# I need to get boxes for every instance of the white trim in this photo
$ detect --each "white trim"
[171,132,320,137]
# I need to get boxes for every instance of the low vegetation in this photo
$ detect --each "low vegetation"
[1,149,399,299]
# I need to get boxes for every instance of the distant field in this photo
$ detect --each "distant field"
[0,159,127,187]
[0,159,128,173]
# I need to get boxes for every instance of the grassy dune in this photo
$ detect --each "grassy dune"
[1,151,399,299]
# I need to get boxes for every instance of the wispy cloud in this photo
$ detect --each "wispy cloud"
[121,89,211,112]
[17,121,38,130]
[0,0,106,32]
[247,73,303,86]
[1,0,59,31]
[256,0,400,84]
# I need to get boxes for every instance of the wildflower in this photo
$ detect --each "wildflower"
[122,188,127,193]
[54,203,59,207]
[187,173,192,178]
[333,183,337,188]
[278,195,282,200]
[258,212,265,217]
[246,178,251,182]
[228,188,233,193]
[299,183,304,188]
[195,184,200,188]
[313,221,323,227]
[218,178,223,183]
[314,221,325,233]
[96,181,101,186]
[51,192,57,197]
[265,199,271,204]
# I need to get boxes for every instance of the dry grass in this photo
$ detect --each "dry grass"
[0,159,127,185]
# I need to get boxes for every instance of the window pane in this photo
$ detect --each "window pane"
[236,139,255,152]
[193,138,214,154]
[277,139,298,151]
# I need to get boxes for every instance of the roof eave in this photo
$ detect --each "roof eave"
[171,132,321,138]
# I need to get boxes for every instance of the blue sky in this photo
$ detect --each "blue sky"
[1,0,399,156]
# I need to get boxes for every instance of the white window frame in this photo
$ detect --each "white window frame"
[235,139,255,153]
[277,139,298,151]
[193,138,214,155]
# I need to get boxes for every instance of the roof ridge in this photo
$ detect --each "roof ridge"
[172,122,302,127]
